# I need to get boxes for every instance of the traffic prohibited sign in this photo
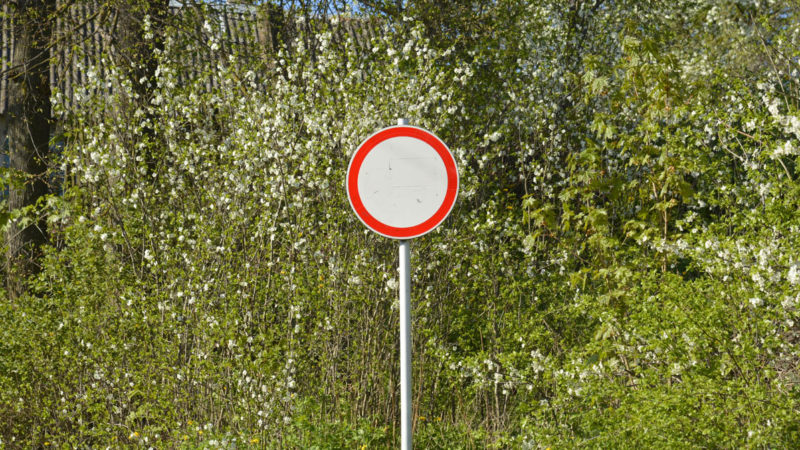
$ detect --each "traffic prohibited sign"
[346,119,458,450]
[346,123,459,239]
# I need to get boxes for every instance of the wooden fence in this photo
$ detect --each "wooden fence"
[1,1,379,119]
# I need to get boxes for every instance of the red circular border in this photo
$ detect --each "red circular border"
[347,126,458,239]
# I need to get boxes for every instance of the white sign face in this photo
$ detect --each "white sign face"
[347,125,458,239]
[358,136,448,228]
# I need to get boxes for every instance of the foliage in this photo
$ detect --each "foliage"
[2,0,800,447]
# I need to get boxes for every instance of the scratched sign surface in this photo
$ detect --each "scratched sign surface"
[346,126,458,239]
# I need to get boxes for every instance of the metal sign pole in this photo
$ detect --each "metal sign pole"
[397,117,413,450]
[399,239,412,450]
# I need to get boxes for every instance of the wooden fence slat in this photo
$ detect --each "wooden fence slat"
[1,4,377,119]
[1,3,12,117]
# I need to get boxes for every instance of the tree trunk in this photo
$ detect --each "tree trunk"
[110,0,169,99]
[5,0,56,298]
[108,0,169,173]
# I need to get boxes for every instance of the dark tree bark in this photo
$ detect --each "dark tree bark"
[110,0,169,100]
[5,0,56,298]
[107,0,169,173]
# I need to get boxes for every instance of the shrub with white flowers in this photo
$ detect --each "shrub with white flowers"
[2,0,800,447]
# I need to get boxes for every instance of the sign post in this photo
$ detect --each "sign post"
[396,119,413,450]
[346,118,458,450]
[399,237,411,450]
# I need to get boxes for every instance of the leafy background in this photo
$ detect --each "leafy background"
[2,0,800,447]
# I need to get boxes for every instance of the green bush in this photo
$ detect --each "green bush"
[2,1,799,447]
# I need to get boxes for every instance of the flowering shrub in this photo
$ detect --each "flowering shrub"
[1,1,799,447]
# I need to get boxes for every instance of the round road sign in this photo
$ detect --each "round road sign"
[346,125,458,239]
